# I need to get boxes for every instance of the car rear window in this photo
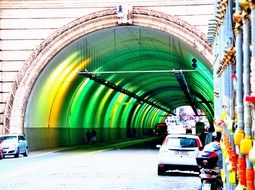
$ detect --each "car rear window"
[166,137,197,148]
[1,136,17,141]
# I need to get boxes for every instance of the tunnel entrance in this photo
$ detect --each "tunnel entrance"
[5,8,213,150]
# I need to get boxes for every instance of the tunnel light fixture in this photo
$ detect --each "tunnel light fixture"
[79,69,199,75]
[78,70,175,115]
[116,101,141,105]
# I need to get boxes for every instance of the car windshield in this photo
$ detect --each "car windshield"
[166,137,197,148]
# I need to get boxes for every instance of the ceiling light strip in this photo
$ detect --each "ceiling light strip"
[80,69,198,74]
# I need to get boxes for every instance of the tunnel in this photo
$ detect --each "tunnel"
[6,8,214,150]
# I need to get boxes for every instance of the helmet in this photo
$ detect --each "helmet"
[212,131,221,142]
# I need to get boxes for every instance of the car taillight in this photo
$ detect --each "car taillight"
[196,138,202,147]
[159,163,165,168]
[163,137,168,145]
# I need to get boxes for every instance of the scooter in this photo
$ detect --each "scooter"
[196,140,223,190]
[198,168,223,190]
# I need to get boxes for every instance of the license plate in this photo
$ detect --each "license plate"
[201,183,211,190]
[175,151,188,156]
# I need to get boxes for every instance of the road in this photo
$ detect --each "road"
[0,138,200,190]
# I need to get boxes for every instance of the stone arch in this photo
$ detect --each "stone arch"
[4,7,212,134]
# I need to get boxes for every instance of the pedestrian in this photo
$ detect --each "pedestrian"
[185,125,192,134]
[205,127,214,145]
[91,129,97,144]
[86,130,91,144]
[200,126,209,146]
[133,128,137,138]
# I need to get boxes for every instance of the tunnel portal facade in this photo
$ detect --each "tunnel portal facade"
[3,7,213,149]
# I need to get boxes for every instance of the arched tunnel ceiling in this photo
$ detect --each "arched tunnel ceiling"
[25,25,213,129]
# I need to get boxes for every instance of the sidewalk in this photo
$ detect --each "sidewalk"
[29,136,159,157]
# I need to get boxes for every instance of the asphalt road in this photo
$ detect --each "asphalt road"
[0,137,200,190]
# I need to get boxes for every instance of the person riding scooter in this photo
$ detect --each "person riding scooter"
[196,131,223,190]
[197,131,222,168]
[208,131,222,169]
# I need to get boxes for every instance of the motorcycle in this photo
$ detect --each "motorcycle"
[199,168,223,190]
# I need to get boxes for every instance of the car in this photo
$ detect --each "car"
[0,134,28,158]
[156,134,202,175]
[0,143,3,160]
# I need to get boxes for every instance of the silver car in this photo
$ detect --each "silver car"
[156,134,202,175]
[0,134,28,158]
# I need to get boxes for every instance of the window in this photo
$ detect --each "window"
[166,137,197,148]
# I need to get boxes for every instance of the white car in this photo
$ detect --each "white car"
[0,134,28,158]
[156,134,202,175]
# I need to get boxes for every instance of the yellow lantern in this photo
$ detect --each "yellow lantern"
[234,129,245,146]
[240,136,252,155]
[229,171,236,185]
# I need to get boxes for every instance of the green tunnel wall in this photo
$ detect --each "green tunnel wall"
[24,28,166,150]
[24,25,213,150]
